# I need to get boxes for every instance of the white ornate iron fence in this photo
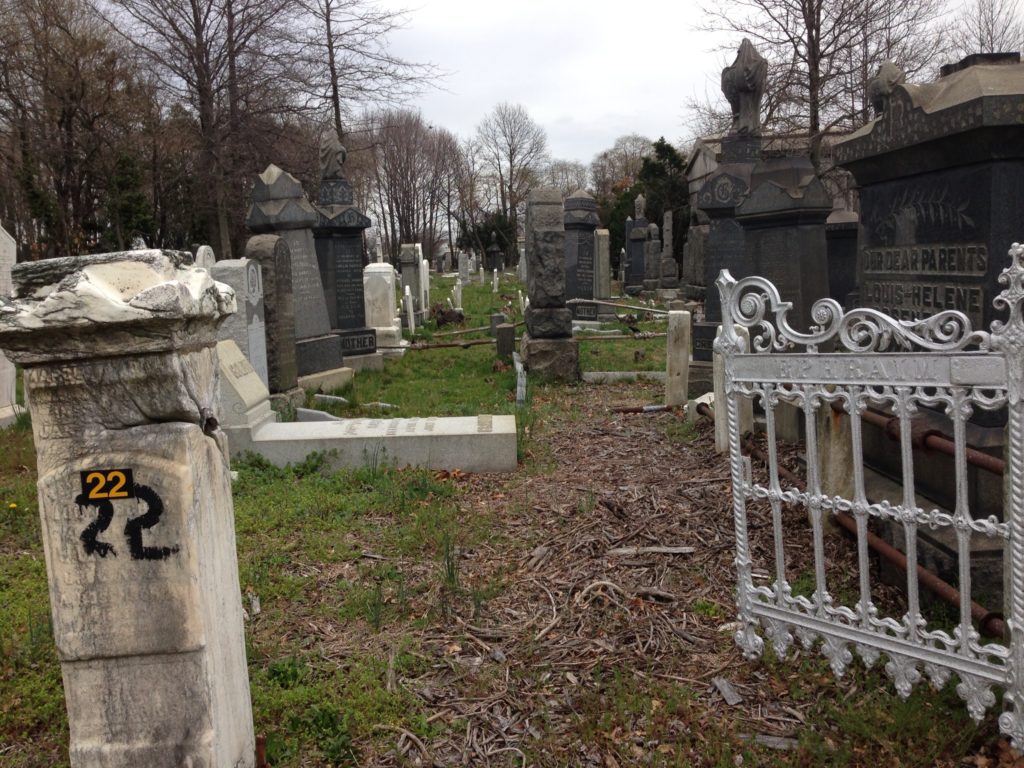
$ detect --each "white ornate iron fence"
[714,243,1024,744]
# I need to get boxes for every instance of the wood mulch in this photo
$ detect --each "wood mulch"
[353,379,1008,767]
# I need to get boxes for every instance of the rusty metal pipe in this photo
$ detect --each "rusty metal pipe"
[696,401,715,421]
[256,734,269,768]
[830,400,1005,476]
[741,436,1007,640]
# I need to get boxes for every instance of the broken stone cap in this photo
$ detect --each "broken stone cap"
[528,187,563,205]
[0,249,236,364]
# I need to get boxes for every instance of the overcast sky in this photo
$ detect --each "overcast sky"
[382,0,735,164]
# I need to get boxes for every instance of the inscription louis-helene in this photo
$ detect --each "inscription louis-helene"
[861,242,988,325]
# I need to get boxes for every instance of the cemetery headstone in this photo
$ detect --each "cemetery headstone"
[420,258,431,319]
[312,132,377,360]
[0,249,254,766]
[246,164,347,383]
[735,172,832,332]
[660,210,680,289]
[458,251,469,284]
[403,286,416,333]
[211,258,269,387]
[0,224,16,426]
[243,234,298,396]
[643,222,662,292]
[195,244,216,269]
[835,53,1024,332]
[523,187,580,381]
[496,323,515,360]
[693,38,768,360]
[624,197,651,294]
[399,244,423,320]
[453,280,463,311]
[364,263,403,356]
[493,268,499,293]
[490,312,507,336]
[564,188,600,320]
[485,231,503,272]
[682,209,710,300]
[826,210,860,307]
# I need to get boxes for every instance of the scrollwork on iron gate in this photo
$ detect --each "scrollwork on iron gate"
[714,243,1024,744]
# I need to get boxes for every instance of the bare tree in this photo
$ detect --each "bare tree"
[544,159,589,197]
[475,103,548,239]
[590,133,653,200]
[945,0,1024,59]
[0,0,154,256]
[98,0,298,257]
[289,0,442,138]
[363,108,460,260]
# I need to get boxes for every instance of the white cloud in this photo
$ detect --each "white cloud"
[380,0,735,162]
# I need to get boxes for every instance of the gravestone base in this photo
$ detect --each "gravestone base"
[270,388,305,412]
[624,285,643,296]
[344,352,384,372]
[296,335,345,377]
[520,334,580,382]
[571,301,599,322]
[683,283,706,300]
[374,327,406,358]
[692,321,718,362]
[336,328,378,357]
[525,307,572,338]
[643,279,660,292]
[867,468,1005,607]
[297,367,353,393]
[657,289,680,301]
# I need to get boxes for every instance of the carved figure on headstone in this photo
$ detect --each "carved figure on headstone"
[319,132,348,180]
[868,61,906,117]
[721,38,768,137]
[635,195,646,220]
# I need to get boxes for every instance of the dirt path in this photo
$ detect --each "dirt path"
[379,380,1003,767]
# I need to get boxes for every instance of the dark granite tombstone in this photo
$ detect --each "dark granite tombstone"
[826,211,860,307]
[564,189,600,319]
[313,134,376,357]
[624,197,649,294]
[835,54,1024,332]
[736,173,832,331]
[660,211,680,289]
[246,164,346,378]
[485,232,504,272]
[522,188,579,380]
[692,40,768,360]
[834,55,1024,590]
[643,223,661,292]
[243,234,298,394]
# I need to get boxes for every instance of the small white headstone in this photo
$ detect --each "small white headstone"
[492,268,499,293]
[0,224,16,423]
[211,258,268,388]
[364,263,398,330]
[404,286,415,333]
[453,281,463,312]
[195,245,216,270]
[419,258,430,319]
[130,236,148,250]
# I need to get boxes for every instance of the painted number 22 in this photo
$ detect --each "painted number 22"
[75,469,179,561]
[81,469,134,500]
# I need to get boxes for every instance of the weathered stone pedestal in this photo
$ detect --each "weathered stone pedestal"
[0,250,254,768]
[522,187,581,381]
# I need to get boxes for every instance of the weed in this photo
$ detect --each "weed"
[691,598,724,619]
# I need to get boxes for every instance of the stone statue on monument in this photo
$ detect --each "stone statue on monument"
[721,38,768,137]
